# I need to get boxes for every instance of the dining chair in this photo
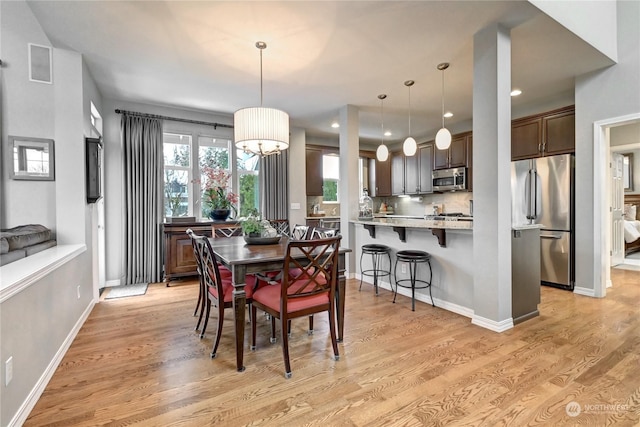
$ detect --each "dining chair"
[213,223,243,238]
[186,229,232,334]
[309,226,339,239]
[192,232,260,358]
[319,218,340,230]
[268,219,291,237]
[291,224,310,240]
[250,235,342,378]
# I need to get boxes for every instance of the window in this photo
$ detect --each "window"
[163,131,261,220]
[163,133,191,217]
[322,154,339,202]
[198,136,231,218]
[237,149,260,217]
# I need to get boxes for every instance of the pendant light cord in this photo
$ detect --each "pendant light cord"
[408,84,412,134]
[259,46,263,107]
[441,69,445,128]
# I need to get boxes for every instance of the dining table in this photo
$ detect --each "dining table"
[208,235,352,372]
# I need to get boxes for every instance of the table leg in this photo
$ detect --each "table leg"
[231,265,247,372]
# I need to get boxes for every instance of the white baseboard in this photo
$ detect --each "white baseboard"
[9,300,95,427]
[471,315,514,333]
[355,275,474,319]
[573,286,596,297]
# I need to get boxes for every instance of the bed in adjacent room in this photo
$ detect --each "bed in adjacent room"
[624,195,640,256]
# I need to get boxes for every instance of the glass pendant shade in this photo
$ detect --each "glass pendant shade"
[435,127,452,150]
[376,143,389,162]
[403,137,417,156]
[234,107,289,156]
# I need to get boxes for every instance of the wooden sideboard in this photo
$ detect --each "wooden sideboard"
[163,220,243,283]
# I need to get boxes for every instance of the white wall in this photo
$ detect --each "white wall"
[574,0,640,291]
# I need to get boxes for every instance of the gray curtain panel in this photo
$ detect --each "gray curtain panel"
[121,114,164,284]
[260,150,289,220]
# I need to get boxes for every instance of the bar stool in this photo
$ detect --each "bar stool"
[393,250,434,311]
[359,244,392,295]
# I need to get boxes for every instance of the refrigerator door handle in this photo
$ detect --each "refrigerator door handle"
[540,234,562,239]
[525,169,536,220]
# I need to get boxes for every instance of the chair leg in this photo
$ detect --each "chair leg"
[211,303,224,358]
[193,281,202,317]
[328,308,339,361]
[194,283,206,332]
[308,315,314,335]
[410,260,417,312]
[393,258,399,304]
[358,251,365,291]
[270,316,277,344]
[250,305,258,350]
[287,319,292,338]
[281,317,292,379]
[200,298,211,339]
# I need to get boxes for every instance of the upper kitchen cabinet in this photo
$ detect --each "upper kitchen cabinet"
[392,144,434,195]
[369,157,391,197]
[305,147,324,196]
[434,132,471,170]
[391,151,405,195]
[511,105,575,161]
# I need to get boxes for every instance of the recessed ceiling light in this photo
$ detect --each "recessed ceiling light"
[443,112,453,118]
[511,89,522,97]
[384,131,392,137]
[331,122,339,128]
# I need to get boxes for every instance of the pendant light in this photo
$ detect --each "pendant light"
[376,94,389,162]
[403,80,417,156]
[234,41,289,157]
[435,62,452,150]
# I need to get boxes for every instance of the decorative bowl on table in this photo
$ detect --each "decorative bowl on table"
[243,235,282,245]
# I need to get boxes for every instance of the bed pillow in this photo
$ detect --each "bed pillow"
[624,204,637,220]
[624,220,640,243]
[0,225,52,251]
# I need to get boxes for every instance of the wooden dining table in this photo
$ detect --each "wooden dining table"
[208,235,352,372]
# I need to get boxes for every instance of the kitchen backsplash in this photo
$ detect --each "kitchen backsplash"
[306,196,340,217]
[372,192,473,217]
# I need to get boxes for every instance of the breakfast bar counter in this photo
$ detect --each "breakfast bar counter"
[351,217,472,247]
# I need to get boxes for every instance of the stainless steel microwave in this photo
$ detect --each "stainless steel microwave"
[432,167,467,192]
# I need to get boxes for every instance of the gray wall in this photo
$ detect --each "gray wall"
[574,0,640,291]
[1,2,96,425]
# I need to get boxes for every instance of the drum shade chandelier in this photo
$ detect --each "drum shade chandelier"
[435,62,452,150]
[403,80,417,156]
[234,41,289,157]
[376,94,389,162]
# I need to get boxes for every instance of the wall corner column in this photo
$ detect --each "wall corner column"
[471,24,514,331]
[339,104,359,277]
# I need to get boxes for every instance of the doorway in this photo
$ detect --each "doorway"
[598,116,640,295]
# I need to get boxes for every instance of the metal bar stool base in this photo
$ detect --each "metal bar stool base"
[393,250,434,311]
[359,244,392,296]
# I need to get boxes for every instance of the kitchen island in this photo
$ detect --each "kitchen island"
[351,217,475,318]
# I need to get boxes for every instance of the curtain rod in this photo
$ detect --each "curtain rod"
[114,109,234,130]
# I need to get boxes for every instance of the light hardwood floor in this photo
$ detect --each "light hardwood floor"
[25,270,639,426]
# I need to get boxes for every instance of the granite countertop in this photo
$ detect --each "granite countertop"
[512,224,545,230]
[305,215,340,220]
[352,217,473,230]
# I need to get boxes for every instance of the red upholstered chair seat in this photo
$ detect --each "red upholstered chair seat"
[252,279,329,313]
[208,274,259,303]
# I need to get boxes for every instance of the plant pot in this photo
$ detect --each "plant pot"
[209,209,231,221]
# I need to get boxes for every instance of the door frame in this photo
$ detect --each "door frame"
[594,112,640,297]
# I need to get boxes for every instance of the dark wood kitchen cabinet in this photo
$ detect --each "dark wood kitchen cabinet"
[305,147,323,196]
[392,144,434,195]
[434,132,470,170]
[369,157,392,197]
[163,221,212,283]
[511,105,575,160]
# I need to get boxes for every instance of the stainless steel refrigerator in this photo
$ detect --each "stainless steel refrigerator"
[511,154,574,290]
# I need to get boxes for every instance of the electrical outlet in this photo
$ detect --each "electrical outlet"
[77,285,81,299]
[401,264,407,274]
[5,357,13,386]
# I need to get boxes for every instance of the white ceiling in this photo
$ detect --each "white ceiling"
[27,1,614,144]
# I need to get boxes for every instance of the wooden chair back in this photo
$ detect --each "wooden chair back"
[268,219,291,237]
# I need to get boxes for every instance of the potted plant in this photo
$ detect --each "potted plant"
[199,167,238,220]
[240,214,266,237]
